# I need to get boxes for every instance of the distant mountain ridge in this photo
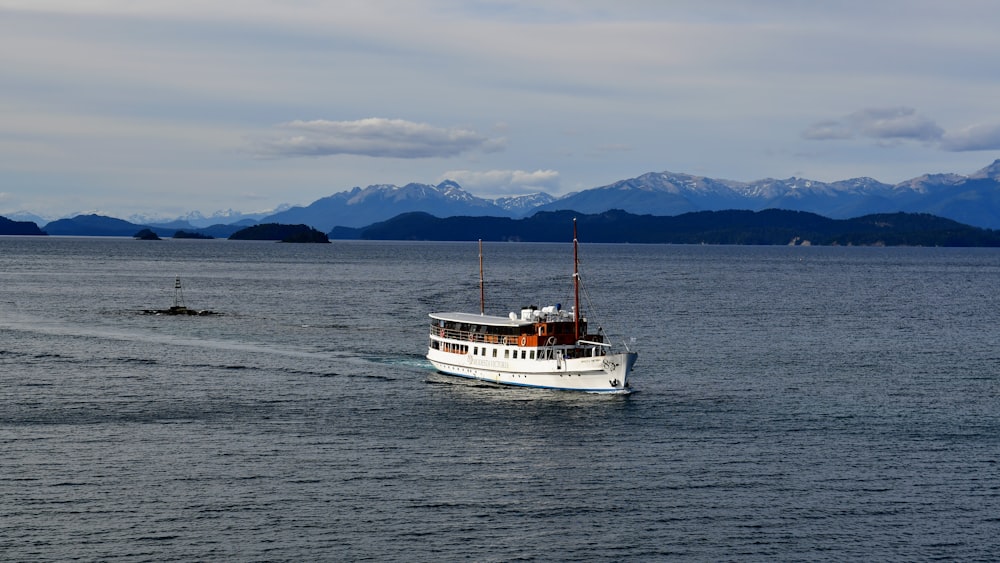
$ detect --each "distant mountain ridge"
[260,160,1000,230]
[43,214,146,237]
[533,159,1000,229]
[38,214,246,238]
[261,181,552,231]
[127,206,290,228]
[0,216,46,235]
[333,209,1000,246]
[6,159,1000,232]
[7,207,999,246]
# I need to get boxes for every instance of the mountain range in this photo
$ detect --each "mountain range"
[260,180,555,231]
[254,158,1000,231]
[540,160,1000,229]
[3,159,1000,234]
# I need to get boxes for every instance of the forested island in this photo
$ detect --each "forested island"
[133,228,161,240]
[173,230,214,239]
[229,223,330,243]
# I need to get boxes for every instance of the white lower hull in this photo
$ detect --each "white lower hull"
[427,349,637,393]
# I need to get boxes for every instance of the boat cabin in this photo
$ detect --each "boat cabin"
[428,305,606,359]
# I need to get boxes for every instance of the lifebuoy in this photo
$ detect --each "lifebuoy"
[501,336,508,345]
[520,336,527,346]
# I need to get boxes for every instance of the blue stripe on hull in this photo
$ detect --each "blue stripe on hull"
[431,367,629,394]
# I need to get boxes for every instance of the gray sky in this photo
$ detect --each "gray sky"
[3,0,1000,219]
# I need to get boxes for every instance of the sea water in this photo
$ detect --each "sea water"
[2,237,998,561]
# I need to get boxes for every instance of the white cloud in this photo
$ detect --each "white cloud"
[803,107,944,144]
[252,118,506,159]
[941,122,1000,152]
[439,169,560,195]
[801,120,853,141]
[804,107,1000,154]
[847,107,944,142]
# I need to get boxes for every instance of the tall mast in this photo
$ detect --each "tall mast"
[479,239,485,315]
[573,219,580,338]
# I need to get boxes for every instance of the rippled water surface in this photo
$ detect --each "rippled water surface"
[2,237,999,561]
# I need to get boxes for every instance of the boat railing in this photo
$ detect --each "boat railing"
[430,325,514,344]
[431,325,601,353]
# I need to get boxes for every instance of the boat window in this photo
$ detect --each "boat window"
[504,350,510,359]
[530,351,535,359]
[521,351,526,359]
[492,349,497,358]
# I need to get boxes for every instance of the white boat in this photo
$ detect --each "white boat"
[426,220,638,393]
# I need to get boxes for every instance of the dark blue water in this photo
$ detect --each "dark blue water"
[2,237,998,561]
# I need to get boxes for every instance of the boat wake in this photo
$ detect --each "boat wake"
[0,310,431,381]
[366,356,434,371]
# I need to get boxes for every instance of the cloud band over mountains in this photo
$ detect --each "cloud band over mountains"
[254,118,506,159]
[438,169,561,196]
[803,107,1000,152]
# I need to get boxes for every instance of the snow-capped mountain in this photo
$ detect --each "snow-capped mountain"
[969,159,1000,180]
[255,160,1000,230]
[8,160,1000,233]
[261,181,510,230]
[536,159,1000,229]
[4,211,50,225]
[131,206,293,228]
[494,192,556,216]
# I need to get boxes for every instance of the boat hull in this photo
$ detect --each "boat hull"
[427,349,637,393]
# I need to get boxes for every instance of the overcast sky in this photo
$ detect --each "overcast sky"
[3,0,1000,219]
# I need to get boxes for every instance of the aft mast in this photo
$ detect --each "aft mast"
[573,218,580,339]
[479,239,485,315]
